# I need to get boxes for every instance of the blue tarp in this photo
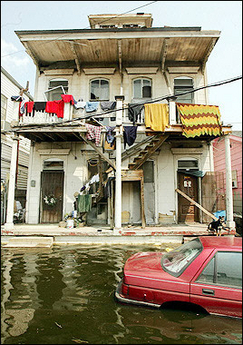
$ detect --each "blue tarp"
[213,210,226,220]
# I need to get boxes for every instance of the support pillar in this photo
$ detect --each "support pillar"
[114,95,124,233]
[4,134,19,230]
[224,134,235,229]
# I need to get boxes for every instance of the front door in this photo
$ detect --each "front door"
[40,170,64,223]
[178,172,199,223]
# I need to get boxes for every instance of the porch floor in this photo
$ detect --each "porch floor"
[1,222,235,239]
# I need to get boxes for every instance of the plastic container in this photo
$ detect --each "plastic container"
[66,219,74,229]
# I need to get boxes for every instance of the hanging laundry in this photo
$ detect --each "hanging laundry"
[90,174,99,184]
[123,126,138,149]
[85,124,102,146]
[77,194,92,213]
[19,98,26,116]
[45,100,64,118]
[85,102,99,113]
[11,96,22,102]
[25,101,34,115]
[106,126,116,146]
[34,101,47,112]
[61,94,75,105]
[144,103,169,132]
[100,101,116,111]
[176,103,222,138]
[74,99,86,109]
[128,103,144,124]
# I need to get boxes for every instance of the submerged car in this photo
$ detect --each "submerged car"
[115,236,242,318]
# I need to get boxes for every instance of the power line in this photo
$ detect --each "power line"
[1,1,158,58]
[12,74,242,131]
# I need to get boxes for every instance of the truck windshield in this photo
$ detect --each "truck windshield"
[161,238,202,277]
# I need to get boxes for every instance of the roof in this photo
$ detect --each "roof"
[15,25,220,72]
[200,236,242,250]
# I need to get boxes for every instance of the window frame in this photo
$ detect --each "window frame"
[90,78,110,101]
[174,76,194,104]
[132,77,152,100]
[196,251,242,289]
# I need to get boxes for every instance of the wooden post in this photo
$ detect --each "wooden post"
[175,188,218,220]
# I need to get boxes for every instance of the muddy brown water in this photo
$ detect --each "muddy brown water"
[1,244,242,344]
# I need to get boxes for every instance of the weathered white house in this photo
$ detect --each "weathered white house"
[1,66,33,224]
[5,13,235,230]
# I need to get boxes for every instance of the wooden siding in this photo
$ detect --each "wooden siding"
[213,135,242,214]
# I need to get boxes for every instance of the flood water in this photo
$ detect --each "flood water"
[1,244,242,344]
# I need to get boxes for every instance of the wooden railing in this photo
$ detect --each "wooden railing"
[18,100,179,126]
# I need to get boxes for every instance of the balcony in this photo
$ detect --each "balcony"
[13,98,229,144]
[17,99,179,127]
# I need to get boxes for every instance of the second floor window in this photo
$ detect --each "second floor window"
[45,78,69,101]
[90,79,109,101]
[174,77,194,104]
[133,78,152,99]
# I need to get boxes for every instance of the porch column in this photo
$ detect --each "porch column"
[5,134,19,230]
[224,134,235,229]
[114,95,124,233]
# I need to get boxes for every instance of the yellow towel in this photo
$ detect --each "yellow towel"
[144,103,169,132]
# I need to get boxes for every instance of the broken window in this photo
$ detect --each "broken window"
[133,78,152,99]
[90,79,109,101]
[45,78,68,101]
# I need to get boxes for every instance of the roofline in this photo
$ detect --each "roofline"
[15,26,213,37]
[1,66,34,100]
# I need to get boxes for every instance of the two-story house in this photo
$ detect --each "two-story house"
[5,13,234,231]
[1,66,33,224]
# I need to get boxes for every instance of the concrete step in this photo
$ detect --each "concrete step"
[2,236,53,248]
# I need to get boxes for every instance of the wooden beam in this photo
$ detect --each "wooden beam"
[118,40,122,74]
[175,188,218,220]
[79,133,116,170]
[70,41,82,75]
[72,132,83,141]
[160,38,168,73]
[55,132,68,141]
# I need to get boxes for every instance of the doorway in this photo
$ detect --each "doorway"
[40,170,64,223]
[178,172,199,223]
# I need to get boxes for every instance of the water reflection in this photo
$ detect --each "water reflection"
[1,245,242,344]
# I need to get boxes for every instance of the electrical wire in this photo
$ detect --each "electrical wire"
[11,74,242,132]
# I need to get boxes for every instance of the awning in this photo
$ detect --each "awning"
[176,103,222,138]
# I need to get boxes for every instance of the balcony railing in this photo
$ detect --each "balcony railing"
[17,100,179,127]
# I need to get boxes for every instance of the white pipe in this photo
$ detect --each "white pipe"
[114,98,123,232]
[224,134,235,229]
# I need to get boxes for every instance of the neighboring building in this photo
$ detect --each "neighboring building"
[213,131,242,215]
[1,66,33,223]
[5,13,234,229]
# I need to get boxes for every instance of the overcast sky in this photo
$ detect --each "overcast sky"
[1,1,242,130]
